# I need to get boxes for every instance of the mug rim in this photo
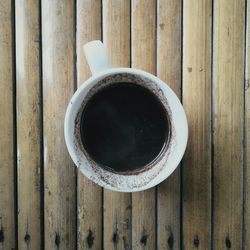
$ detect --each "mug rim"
[64,67,188,192]
[73,72,173,175]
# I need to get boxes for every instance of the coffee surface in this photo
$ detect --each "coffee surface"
[80,82,169,173]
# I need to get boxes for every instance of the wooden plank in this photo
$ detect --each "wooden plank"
[15,0,41,249]
[0,1,15,249]
[182,0,212,249]
[102,1,131,249]
[213,0,245,249]
[156,0,181,249]
[42,1,76,249]
[76,1,102,249]
[245,1,250,248]
[131,1,156,249]
[103,0,130,65]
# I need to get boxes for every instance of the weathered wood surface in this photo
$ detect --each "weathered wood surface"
[157,0,182,249]
[245,0,250,248]
[42,0,76,249]
[0,1,15,249]
[182,0,212,249]
[0,1,248,249]
[16,0,41,249]
[103,1,132,250]
[213,0,245,249]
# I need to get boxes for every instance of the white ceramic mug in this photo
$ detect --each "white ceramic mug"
[64,40,188,192]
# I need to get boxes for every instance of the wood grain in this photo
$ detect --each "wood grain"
[245,1,250,248]
[0,1,15,249]
[42,1,76,249]
[131,1,156,249]
[15,0,41,249]
[103,0,130,66]
[102,1,131,249]
[213,0,245,249]
[76,1,102,249]
[1,2,249,249]
[182,0,212,249]
[156,0,181,249]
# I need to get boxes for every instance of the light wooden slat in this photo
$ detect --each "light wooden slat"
[103,0,130,65]
[77,0,102,84]
[245,1,250,248]
[182,0,212,249]
[102,1,131,249]
[157,0,181,96]
[76,1,102,249]
[15,0,41,249]
[213,0,245,249]
[0,1,15,249]
[131,1,156,249]
[156,0,181,249]
[42,1,76,249]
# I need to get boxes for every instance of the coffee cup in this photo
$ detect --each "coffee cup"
[64,40,188,192]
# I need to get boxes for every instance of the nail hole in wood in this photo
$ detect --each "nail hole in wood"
[55,233,60,246]
[24,232,30,243]
[126,205,132,210]
[112,231,119,244]
[225,236,231,249]
[167,233,174,248]
[140,234,148,246]
[87,229,94,248]
[193,235,199,248]
[0,227,4,243]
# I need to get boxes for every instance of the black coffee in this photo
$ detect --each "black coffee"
[80,82,169,173]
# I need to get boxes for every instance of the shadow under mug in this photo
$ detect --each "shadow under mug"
[64,40,188,192]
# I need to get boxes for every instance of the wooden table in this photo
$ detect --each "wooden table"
[0,0,248,249]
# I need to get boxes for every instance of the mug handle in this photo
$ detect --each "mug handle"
[83,40,112,75]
